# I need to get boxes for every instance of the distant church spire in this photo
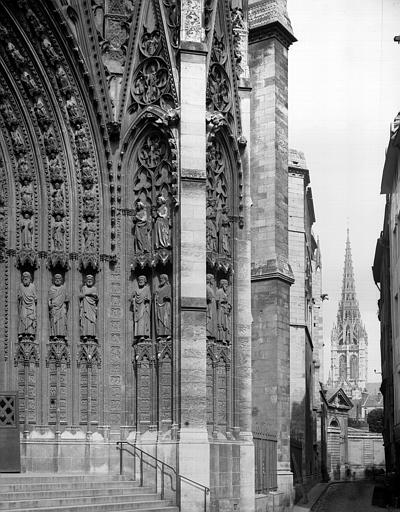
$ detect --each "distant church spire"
[329,230,368,398]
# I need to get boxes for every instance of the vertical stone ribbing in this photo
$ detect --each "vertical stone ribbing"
[178,36,210,510]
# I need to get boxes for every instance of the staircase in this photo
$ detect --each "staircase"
[0,473,179,511]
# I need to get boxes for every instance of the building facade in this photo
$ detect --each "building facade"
[0,0,304,510]
[373,112,400,475]
[0,0,258,510]
[329,231,368,401]
[288,150,324,491]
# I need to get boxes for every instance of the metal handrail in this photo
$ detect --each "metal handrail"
[116,440,210,511]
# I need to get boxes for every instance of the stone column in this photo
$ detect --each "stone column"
[178,5,210,511]
[248,0,296,503]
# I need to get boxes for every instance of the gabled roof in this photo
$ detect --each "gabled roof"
[326,387,353,411]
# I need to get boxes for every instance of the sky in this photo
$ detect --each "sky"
[287,0,400,383]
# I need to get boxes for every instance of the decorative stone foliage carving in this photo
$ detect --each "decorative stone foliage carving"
[181,0,203,42]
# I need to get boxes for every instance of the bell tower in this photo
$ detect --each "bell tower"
[329,230,368,398]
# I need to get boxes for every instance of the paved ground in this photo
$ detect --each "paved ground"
[313,481,386,512]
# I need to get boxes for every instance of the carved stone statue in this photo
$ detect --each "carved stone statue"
[20,213,33,248]
[52,214,65,251]
[206,199,217,253]
[218,205,231,256]
[52,181,64,212]
[206,273,217,339]
[131,275,151,338]
[41,37,60,65]
[18,272,37,335]
[20,179,33,210]
[83,215,96,252]
[216,279,231,344]
[49,274,69,337]
[155,274,171,336]
[133,200,150,253]
[154,195,170,249]
[79,274,98,337]
[7,42,25,65]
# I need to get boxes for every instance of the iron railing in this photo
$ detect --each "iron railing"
[253,431,278,493]
[116,440,210,511]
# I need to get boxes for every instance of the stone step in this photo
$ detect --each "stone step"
[0,496,168,511]
[0,480,145,493]
[6,504,178,512]
[0,474,132,484]
[1,486,152,501]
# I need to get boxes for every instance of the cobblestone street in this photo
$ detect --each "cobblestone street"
[313,482,385,512]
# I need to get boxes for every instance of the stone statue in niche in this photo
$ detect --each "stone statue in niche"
[34,99,51,130]
[41,37,60,65]
[154,195,170,249]
[83,185,96,214]
[83,215,97,252]
[49,273,69,337]
[11,130,25,155]
[218,205,231,257]
[206,273,217,339]
[55,66,71,94]
[155,274,171,336]
[206,199,217,253]
[52,214,65,251]
[21,71,39,98]
[6,42,25,65]
[79,274,98,338]
[20,212,33,248]
[131,275,151,338]
[216,279,231,344]
[18,271,37,335]
[133,200,150,253]
[20,179,33,210]
[52,181,64,212]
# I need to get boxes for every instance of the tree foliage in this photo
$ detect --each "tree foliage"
[367,408,384,433]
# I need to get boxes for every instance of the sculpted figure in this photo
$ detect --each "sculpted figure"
[21,71,39,97]
[206,273,217,339]
[52,181,64,212]
[79,274,98,337]
[18,272,37,335]
[206,199,217,253]
[131,275,151,338]
[41,37,60,65]
[56,66,70,92]
[133,200,150,253]
[216,279,231,344]
[154,195,170,249]
[52,214,65,251]
[49,274,68,337]
[7,42,25,65]
[20,212,33,248]
[20,179,33,209]
[218,205,231,256]
[83,215,96,252]
[155,274,171,336]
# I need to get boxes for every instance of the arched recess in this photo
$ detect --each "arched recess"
[0,0,112,432]
[350,354,358,380]
[339,354,347,381]
[205,123,240,435]
[119,112,178,432]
